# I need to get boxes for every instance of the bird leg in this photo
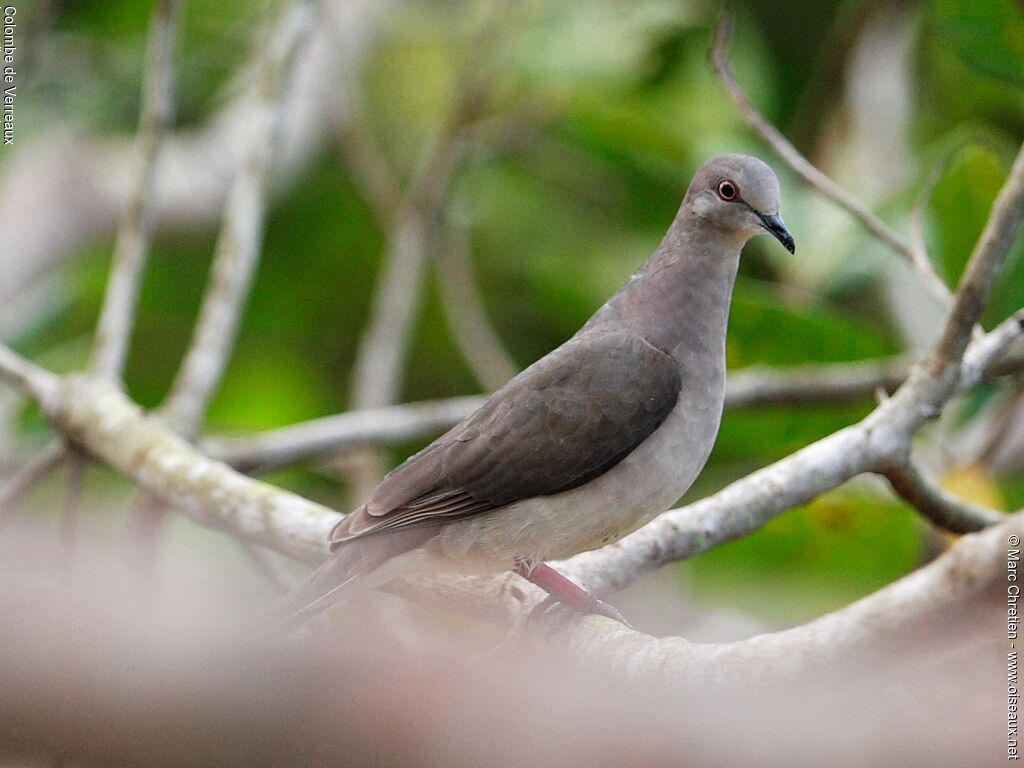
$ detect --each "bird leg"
[514,561,631,628]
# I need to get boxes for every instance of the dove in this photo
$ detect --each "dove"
[276,154,794,627]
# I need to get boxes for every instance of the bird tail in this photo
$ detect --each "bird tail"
[268,526,433,632]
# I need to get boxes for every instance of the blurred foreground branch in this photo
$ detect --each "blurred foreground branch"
[0,529,995,767]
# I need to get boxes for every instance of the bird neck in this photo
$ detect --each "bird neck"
[589,219,743,360]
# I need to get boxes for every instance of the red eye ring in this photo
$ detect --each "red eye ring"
[717,179,738,201]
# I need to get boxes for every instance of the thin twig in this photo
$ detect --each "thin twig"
[0,441,68,522]
[0,343,61,407]
[160,0,316,436]
[434,221,519,391]
[881,461,1003,533]
[725,355,911,407]
[61,456,85,572]
[209,356,920,473]
[336,75,403,223]
[344,32,497,501]
[206,395,485,473]
[90,0,185,381]
[709,7,952,307]
[960,308,1024,389]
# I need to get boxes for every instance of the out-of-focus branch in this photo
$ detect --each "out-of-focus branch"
[61,456,85,569]
[344,30,498,501]
[724,355,910,407]
[434,221,519,391]
[0,549,992,767]
[206,396,485,473]
[709,8,952,307]
[210,349,1024,474]
[335,75,403,223]
[89,0,185,381]
[0,0,391,338]
[0,344,60,407]
[160,0,316,437]
[0,441,67,520]
[881,461,1003,533]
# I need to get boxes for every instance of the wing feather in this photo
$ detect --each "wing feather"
[330,330,681,549]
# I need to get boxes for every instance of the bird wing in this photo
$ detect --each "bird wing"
[330,329,681,548]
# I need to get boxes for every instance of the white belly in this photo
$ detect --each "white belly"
[432,376,724,569]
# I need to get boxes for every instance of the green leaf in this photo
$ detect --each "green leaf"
[926,141,1024,323]
[928,143,1005,286]
[933,0,1024,88]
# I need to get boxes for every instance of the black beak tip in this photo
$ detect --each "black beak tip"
[758,212,795,254]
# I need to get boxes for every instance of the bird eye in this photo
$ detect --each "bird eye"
[717,179,738,201]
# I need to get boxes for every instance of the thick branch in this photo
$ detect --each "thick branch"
[160,0,316,436]
[553,510,1011,683]
[54,375,336,565]
[90,0,185,380]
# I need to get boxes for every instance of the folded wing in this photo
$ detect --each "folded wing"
[330,330,681,548]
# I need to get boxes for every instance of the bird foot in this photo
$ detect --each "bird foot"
[513,561,632,629]
[528,592,633,630]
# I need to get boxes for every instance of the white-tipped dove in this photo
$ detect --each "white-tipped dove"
[277,154,795,627]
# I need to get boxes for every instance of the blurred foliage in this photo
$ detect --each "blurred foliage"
[9,0,1024,622]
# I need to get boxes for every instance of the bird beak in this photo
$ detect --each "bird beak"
[757,212,796,254]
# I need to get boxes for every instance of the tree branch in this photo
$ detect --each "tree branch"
[89,0,185,381]
[0,344,60,408]
[434,220,519,391]
[0,441,67,522]
[205,396,486,473]
[208,352,998,474]
[160,0,316,436]
[960,307,1024,389]
[343,5,504,500]
[709,7,952,306]
[881,460,1003,533]
[552,509,1011,684]
[53,375,336,566]
[0,0,390,338]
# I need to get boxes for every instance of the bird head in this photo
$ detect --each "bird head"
[685,154,795,254]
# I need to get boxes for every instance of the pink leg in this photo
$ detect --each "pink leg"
[514,561,631,627]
